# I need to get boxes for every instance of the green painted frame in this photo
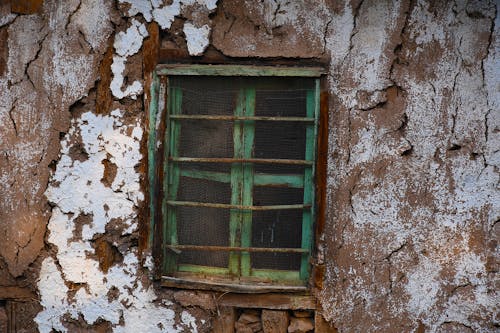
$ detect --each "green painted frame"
[148,64,321,288]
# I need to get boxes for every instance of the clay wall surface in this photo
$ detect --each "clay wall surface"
[0,0,498,332]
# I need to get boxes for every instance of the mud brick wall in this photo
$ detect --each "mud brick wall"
[0,0,498,332]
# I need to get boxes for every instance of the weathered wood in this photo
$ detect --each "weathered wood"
[140,21,160,254]
[161,276,307,293]
[300,87,318,280]
[254,173,304,188]
[156,64,325,77]
[313,91,330,290]
[163,86,182,273]
[240,88,255,277]
[178,264,229,275]
[229,90,245,275]
[180,169,231,183]
[219,294,315,310]
[147,74,160,249]
[180,170,305,188]
[251,269,300,281]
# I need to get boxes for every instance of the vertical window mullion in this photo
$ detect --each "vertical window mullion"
[164,85,182,274]
[300,83,318,280]
[148,72,161,249]
[229,90,246,276]
[240,88,256,277]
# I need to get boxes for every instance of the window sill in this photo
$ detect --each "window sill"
[161,275,308,294]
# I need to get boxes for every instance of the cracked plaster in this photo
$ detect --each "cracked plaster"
[0,0,498,332]
[33,0,219,331]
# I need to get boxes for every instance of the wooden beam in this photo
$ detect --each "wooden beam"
[161,276,307,293]
[218,293,315,310]
[156,64,325,77]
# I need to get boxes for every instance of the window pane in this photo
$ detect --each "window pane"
[254,164,306,175]
[178,249,229,268]
[171,76,237,116]
[178,162,231,174]
[179,119,233,158]
[254,121,307,160]
[251,186,304,270]
[253,186,304,206]
[255,87,309,118]
[251,210,302,270]
[177,176,231,203]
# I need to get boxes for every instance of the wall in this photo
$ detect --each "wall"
[0,0,497,332]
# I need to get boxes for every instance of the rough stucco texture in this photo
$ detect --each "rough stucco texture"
[0,0,498,332]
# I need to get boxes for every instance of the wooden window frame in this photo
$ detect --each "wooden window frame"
[147,64,325,293]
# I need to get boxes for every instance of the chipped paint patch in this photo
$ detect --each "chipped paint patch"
[183,23,210,56]
[111,19,148,99]
[36,110,197,332]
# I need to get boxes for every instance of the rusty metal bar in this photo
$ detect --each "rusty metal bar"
[169,114,314,122]
[170,157,313,165]
[166,244,308,253]
[166,200,311,211]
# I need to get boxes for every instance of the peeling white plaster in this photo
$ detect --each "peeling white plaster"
[180,311,198,333]
[120,0,217,30]
[34,1,222,330]
[114,18,148,57]
[35,257,72,333]
[37,110,198,332]
[111,56,144,99]
[183,23,210,56]
[45,110,143,240]
[111,19,148,99]
[119,0,154,22]
[153,1,181,30]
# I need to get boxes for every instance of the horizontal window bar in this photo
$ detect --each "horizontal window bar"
[156,64,325,77]
[170,157,313,165]
[167,200,311,210]
[166,244,308,253]
[169,114,314,122]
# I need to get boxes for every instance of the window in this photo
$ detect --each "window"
[148,65,322,292]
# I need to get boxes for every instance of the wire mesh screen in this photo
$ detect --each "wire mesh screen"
[166,75,315,277]
[174,76,236,116]
[179,119,233,158]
